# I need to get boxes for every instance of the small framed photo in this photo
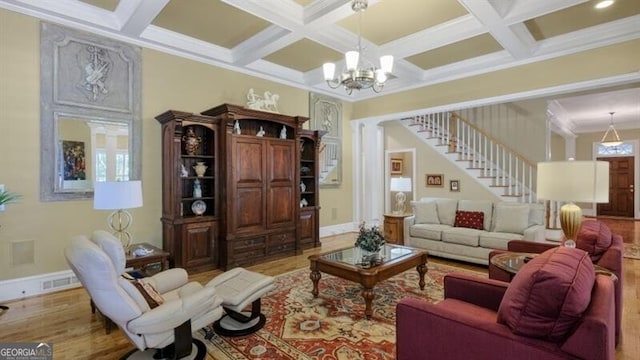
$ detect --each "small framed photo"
[450,180,460,192]
[425,174,444,187]
[390,159,403,175]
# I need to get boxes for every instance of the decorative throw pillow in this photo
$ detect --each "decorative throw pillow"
[492,203,529,234]
[497,247,595,342]
[576,220,612,262]
[453,210,484,230]
[122,273,165,309]
[436,199,458,226]
[412,201,440,224]
[458,200,493,231]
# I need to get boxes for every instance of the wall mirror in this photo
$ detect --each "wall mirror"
[40,23,141,201]
[41,111,141,201]
[310,93,343,187]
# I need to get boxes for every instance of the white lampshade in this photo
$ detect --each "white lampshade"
[537,161,609,203]
[390,177,412,192]
[380,55,394,73]
[94,180,143,210]
[345,51,359,71]
[322,63,336,80]
[375,69,387,83]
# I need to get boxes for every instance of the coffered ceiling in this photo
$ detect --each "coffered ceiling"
[1,0,638,130]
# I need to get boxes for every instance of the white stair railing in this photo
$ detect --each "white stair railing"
[406,111,537,204]
[319,142,339,182]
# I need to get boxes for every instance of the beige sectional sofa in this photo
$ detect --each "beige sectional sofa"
[403,198,548,265]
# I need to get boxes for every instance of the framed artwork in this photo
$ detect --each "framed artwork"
[450,180,460,192]
[425,174,444,187]
[390,159,403,175]
[62,140,86,180]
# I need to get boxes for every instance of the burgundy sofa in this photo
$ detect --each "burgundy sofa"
[488,220,623,344]
[396,267,615,360]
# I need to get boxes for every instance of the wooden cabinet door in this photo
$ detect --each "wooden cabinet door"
[182,221,217,269]
[233,137,266,232]
[266,140,295,229]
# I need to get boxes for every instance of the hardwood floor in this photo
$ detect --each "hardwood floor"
[0,219,637,360]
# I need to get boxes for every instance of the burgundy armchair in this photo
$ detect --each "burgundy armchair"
[396,271,615,360]
[488,220,623,344]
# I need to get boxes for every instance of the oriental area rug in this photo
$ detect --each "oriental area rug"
[198,263,485,360]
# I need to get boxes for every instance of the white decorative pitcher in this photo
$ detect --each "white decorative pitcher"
[193,162,207,177]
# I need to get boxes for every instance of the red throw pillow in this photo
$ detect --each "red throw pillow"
[576,220,612,262]
[497,247,595,342]
[454,210,484,230]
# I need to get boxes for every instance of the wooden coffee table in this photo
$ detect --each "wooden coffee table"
[308,244,428,319]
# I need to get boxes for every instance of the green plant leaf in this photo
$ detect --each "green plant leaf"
[0,190,22,205]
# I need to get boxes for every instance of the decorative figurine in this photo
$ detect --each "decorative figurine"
[300,182,306,193]
[180,164,189,177]
[280,125,287,139]
[233,120,241,135]
[193,179,202,198]
[300,198,308,208]
[256,126,265,137]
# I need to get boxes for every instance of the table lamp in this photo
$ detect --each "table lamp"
[390,177,412,214]
[94,180,143,248]
[536,161,609,248]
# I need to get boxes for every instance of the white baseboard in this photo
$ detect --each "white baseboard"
[319,222,357,238]
[0,223,357,303]
[0,269,80,303]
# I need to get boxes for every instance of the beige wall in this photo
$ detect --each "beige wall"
[0,9,352,280]
[353,39,640,119]
[575,128,640,160]
[383,122,498,202]
[550,133,566,161]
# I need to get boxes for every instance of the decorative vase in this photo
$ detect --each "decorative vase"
[182,127,201,155]
[193,162,207,177]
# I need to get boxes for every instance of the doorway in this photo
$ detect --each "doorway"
[597,156,635,217]
[385,149,416,214]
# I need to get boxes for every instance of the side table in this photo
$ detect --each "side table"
[490,252,618,282]
[92,242,170,333]
[383,213,412,245]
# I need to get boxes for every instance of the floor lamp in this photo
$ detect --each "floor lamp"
[390,177,412,214]
[536,161,609,248]
[94,180,143,248]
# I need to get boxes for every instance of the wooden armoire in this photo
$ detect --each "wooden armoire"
[156,104,323,271]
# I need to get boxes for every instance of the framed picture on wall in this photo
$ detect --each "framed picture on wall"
[390,159,403,175]
[425,174,444,187]
[450,180,460,192]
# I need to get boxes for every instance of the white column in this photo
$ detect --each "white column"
[352,119,385,227]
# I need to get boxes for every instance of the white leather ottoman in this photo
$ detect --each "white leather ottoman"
[206,268,275,337]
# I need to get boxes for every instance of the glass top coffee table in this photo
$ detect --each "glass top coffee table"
[308,244,428,319]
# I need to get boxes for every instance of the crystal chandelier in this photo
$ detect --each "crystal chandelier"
[322,0,393,95]
[600,112,622,147]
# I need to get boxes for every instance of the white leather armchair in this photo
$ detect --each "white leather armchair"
[65,230,224,359]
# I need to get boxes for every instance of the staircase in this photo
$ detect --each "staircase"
[400,111,538,204]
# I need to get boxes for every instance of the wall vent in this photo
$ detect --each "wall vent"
[41,274,78,291]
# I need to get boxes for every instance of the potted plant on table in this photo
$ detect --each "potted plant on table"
[354,221,386,267]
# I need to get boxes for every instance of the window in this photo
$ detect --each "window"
[597,143,633,156]
[95,149,129,182]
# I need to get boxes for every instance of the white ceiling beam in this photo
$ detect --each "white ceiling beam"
[222,0,303,29]
[141,26,233,63]
[2,0,119,29]
[381,15,485,59]
[503,0,588,25]
[116,0,169,37]
[232,26,300,66]
[460,0,532,59]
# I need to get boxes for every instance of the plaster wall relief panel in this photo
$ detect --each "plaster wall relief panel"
[310,93,342,187]
[40,23,141,201]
